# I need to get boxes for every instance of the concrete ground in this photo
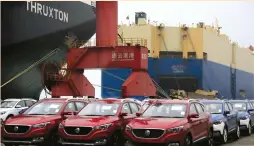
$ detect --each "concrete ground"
[1,133,254,146]
[195,133,254,146]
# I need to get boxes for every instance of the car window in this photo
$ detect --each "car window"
[129,102,139,113]
[25,100,35,107]
[64,102,76,112]
[190,104,198,114]
[75,102,86,111]
[224,103,230,111]
[122,103,131,114]
[227,103,233,111]
[16,100,26,107]
[195,103,204,114]
[247,103,252,109]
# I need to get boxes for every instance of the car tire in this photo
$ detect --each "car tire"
[205,129,214,146]
[247,122,252,136]
[184,134,192,146]
[234,124,240,139]
[220,127,228,144]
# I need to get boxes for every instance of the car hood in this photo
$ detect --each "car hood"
[211,114,224,122]
[5,115,61,125]
[129,117,186,129]
[63,116,119,127]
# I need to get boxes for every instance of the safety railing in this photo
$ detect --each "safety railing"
[70,38,148,48]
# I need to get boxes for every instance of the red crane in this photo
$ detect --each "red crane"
[43,1,157,98]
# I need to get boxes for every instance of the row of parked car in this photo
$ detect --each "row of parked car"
[1,97,254,146]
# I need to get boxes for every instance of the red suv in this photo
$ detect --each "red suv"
[1,98,90,146]
[58,98,141,146]
[124,99,214,146]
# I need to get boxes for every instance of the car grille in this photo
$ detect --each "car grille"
[64,126,93,135]
[4,125,30,134]
[132,129,165,138]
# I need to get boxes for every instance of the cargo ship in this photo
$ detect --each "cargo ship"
[1,1,96,99]
[101,12,254,100]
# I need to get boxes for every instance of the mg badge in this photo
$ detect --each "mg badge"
[75,128,80,133]
[14,126,19,132]
[144,130,150,137]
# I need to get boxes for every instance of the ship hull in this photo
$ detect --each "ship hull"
[1,1,96,99]
[101,58,254,100]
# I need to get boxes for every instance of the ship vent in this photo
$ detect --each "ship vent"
[203,52,208,60]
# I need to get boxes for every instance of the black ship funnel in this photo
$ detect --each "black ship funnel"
[135,12,147,25]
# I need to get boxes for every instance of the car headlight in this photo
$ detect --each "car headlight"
[59,123,64,129]
[240,116,249,120]
[213,120,223,125]
[167,126,184,133]
[0,111,6,115]
[32,122,50,128]
[125,125,132,131]
[94,123,112,130]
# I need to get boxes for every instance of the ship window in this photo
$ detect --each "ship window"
[188,52,196,59]
[159,51,182,58]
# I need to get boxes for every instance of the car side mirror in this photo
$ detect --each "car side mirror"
[120,112,128,117]
[136,112,142,117]
[224,111,230,115]
[15,105,22,108]
[189,113,199,118]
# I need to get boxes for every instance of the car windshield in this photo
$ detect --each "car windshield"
[24,102,63,115]
[1,101,18,108]
[78,102,120,116]
[232,103,247,111]
[203,103,222,114]
[142,103,186,118]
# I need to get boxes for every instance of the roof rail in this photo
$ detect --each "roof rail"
[187,99,199,102]
[222,99,228,102]
[21,98,37,101]
[121,98,142,103]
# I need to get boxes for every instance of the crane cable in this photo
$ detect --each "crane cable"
[0,48,61,88]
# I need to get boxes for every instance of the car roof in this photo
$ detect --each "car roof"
[39,98,90,103]
[4,98,21,101]
[200,100,225,103]
[229,100,248,103]
[93,98,141,104]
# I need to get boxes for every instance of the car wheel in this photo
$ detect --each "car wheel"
[184,134,192,146]
[247,122,252,135]
[234,124,240,139]
[205,129,214,146]
[221,127,228,143]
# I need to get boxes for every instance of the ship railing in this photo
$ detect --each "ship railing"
[70,38,148,48]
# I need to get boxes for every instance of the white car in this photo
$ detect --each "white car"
[0,98,37,121]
